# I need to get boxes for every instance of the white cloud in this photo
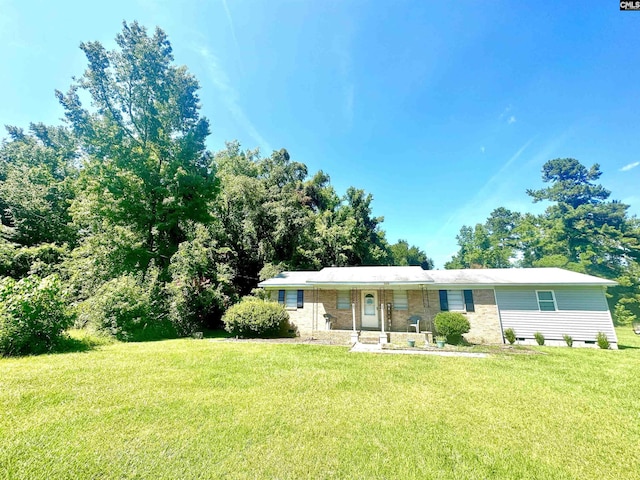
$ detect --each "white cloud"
[620,161,639,172]
[480,146,485,153]
[507,115,516,124]
[332,36,355,129]
[499,105,512,119]
[436,139,533,234]
[195,46,272,153]
[221,0,241,53]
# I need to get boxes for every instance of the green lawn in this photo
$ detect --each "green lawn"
[1,329,639,479]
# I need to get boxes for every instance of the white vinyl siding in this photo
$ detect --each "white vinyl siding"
[337,290,350,309]
[447,290,465,311]
[495,286,616,342]
[393,290,408,310]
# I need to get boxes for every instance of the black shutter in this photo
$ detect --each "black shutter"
[297,290,304,308]
[439,290,449,311]
[464,290,475,312]
[278,290,285,304]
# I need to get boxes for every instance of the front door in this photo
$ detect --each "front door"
[361,291,378,329]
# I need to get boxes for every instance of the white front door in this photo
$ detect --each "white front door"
[361,291,378,329]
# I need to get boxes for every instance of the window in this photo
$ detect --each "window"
[536,290,557,311]
[438,290,475,312]
[337,291,351,310]
[393,290,408,310]
[447,290,465,311]
[278,290,304,309]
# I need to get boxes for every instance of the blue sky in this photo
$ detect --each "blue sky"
[1,0,639,267]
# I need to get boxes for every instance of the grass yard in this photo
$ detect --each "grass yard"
[1,329,639,479]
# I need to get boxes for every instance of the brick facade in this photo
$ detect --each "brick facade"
[272,287,503,344]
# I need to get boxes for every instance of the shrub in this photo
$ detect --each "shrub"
[596,332,610,350]
[563,334,573,347]
[0,274,73,356]
[433,312,470,344]
[504,328,516,345]
[79,275,174,341]
[534,331,545,346]
[223,298,291,338]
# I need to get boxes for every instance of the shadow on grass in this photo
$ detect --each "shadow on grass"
[51,331,115,355]
[618,344,640,350]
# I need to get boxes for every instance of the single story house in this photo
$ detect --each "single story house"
[258,266,618,348]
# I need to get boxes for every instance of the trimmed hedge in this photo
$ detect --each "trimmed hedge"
[433,311,470,344]
[223,298,291,338]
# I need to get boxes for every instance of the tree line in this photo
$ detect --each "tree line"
[445,158,640,324]
[0,22,432,341]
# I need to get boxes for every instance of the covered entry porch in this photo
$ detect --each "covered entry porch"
[308,286,437,344]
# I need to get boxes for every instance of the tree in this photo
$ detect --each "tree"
[389,239,434,269]
[445,208,520,269]
[0,124,79,246]
[526,158,610,208]
[56,21,218,276]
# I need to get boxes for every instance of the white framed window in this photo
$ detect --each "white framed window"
[447,290,465,311]
[536,290,557,311]
[337,290,351,310]
[393,290,408,310]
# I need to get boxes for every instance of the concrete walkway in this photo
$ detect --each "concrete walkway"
[349,342,489,358]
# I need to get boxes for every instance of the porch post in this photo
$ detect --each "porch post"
[350,300,359,344]
[379,300,388,344]
[351,302,357,332]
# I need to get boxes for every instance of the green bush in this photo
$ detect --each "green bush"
[0,274,73,356]
[596,332,610,350]
[223,298,291,338]
[504,328,516,345]
[534,331,545,346]
[79,275,174,341]
[433,312,470,344]
[563,334,573,347]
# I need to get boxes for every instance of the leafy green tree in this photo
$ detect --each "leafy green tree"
[0,124,79,246]
[389,239,434,269]
[57,21,218,276]
[446,208,520,269]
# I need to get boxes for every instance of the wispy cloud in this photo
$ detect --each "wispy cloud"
[499,105,517,125]
[437,138,533,234]
[221,0,241,54]
[480,146,485,153]
[196,46,272,152]
[333,35,355,129]
[499,105,512,120]
[620,161,639,172]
